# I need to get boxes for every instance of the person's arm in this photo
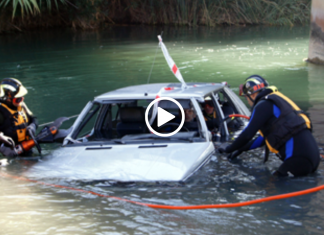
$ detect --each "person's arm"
[225,100,272,153]
[28,115,38,128]
[226,135,265,160]
[241,135,265,151]
[22,102,38,135]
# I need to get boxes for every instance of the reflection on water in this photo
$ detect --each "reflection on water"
[0,26,324,234]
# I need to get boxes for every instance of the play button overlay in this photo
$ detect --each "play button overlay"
[157,107,175,127]
[145,97,185,137]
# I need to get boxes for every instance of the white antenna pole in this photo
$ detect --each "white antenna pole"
[149,87,164,125]
[157,35,187,90]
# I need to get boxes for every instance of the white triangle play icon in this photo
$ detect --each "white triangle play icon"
[157,107,175,127]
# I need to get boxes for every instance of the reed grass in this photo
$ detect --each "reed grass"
[130,0,311,26]
[0,0,311,33]
[0,0,68,18]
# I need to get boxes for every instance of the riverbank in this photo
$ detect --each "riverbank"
[0,0,311,34]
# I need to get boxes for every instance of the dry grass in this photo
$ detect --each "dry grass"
[0,0,311,33]
[111,0,311,26]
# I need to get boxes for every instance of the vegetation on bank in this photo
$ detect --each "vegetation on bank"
[0,0,311,33]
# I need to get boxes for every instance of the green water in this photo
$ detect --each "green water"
[2,26,323,124]
[0,25,324,234]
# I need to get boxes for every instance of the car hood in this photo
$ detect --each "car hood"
[25,142,215,182]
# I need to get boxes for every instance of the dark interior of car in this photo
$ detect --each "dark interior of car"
[74,92,244,142]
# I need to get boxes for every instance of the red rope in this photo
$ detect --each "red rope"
[1,171,323,210]
[228,114,250,120]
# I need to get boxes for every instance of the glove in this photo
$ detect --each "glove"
[0,132,15,147]
[227,150,243,160]
[0,144,17,157]
[217,143,230,154]
[0,159,9,166]
[27,123,36,136]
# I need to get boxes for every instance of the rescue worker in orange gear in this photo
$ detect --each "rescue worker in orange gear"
[0,78,38,157]
[203,98,217,127]
[203,97,239,132]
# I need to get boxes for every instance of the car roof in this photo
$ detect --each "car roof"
[94,82,225,103]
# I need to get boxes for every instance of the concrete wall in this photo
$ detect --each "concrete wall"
[308,0,324,65]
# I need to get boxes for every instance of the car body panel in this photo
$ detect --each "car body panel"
[30,82,249,182]
[94,83,225,102]
[27,142,215,182]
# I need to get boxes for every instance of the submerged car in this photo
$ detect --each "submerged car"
[28,82,250,182]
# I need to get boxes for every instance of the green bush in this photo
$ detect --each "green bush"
[0,0,68,18]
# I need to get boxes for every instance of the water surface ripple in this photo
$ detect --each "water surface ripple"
[0,26,324,235]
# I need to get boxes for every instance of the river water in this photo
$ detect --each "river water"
[0,25,324,234]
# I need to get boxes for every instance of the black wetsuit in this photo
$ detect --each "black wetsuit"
[225,91,320,177]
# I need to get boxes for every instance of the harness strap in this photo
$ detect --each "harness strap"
[13,123,28,131]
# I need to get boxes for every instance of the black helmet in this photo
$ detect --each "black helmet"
[1,78,28,99]
[239,75,268,96]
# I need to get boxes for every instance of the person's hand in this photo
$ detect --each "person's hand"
[27,123,36,136]
[0,132,15,147]
[217,143,230,154]
[0,159,9,166]
[227,150,243,160]
[0,144,17,157]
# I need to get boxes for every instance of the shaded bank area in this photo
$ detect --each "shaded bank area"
[0,0,311,33]
[308,0,324,65]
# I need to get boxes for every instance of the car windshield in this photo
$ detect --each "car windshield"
[69,98,205,145]
[65,85,250,146]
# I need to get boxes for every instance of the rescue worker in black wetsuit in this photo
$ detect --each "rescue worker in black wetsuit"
[218,75,320,177]
[0,78,38,157]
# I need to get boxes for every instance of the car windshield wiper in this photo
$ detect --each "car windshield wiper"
[121,135,194,142]
[170,137,194,142]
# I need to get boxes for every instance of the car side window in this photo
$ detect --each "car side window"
[218,90,239,115]
[215,90,245,133]
[201,95,223,132]
[73,102,101,140]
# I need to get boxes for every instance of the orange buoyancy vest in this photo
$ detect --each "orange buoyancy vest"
[0,103,29,143]
[204,111,216,121]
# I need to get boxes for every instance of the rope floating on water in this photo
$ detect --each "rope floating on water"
[14,113,324,209]
[1,171,324,210]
